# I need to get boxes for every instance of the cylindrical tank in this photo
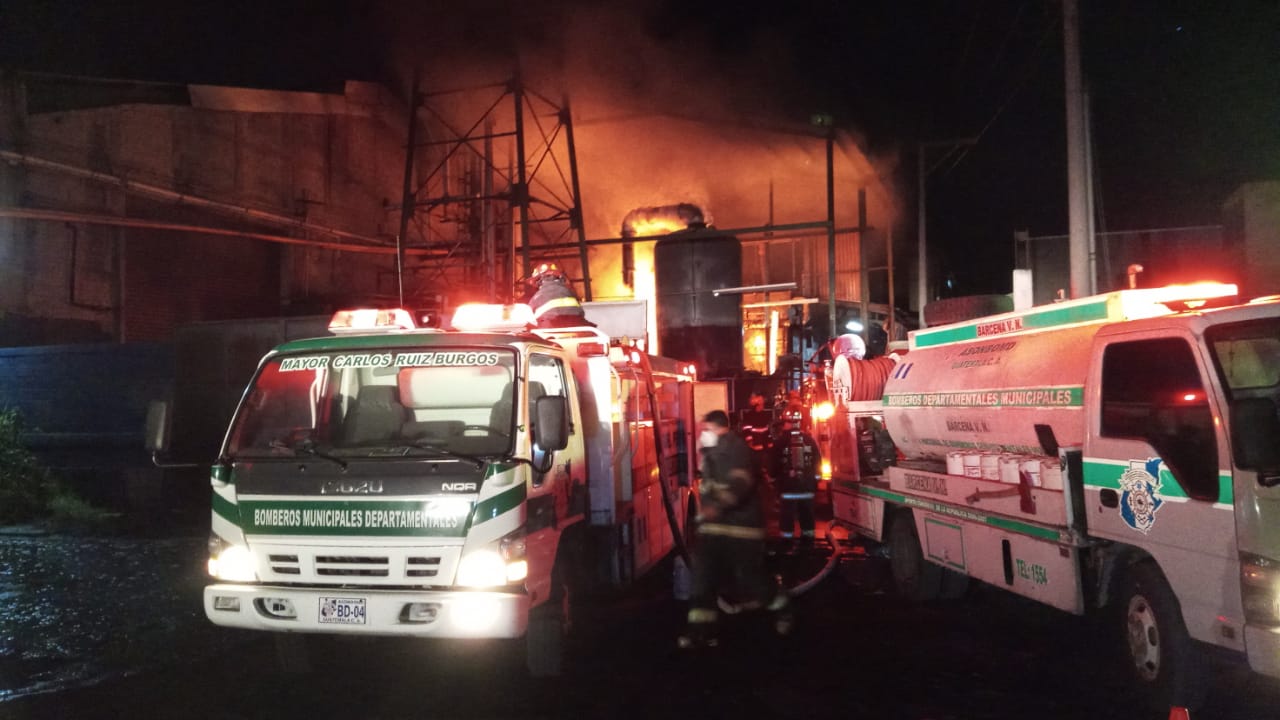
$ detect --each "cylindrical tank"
[883,323,1098,462]
[998,454,1023,484]
[654,233,743,377]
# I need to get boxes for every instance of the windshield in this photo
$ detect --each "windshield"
[1206,318,1280,401]
[227,347,518,459]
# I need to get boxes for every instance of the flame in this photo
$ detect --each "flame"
[627,217,693,237]
[621,203,707,238]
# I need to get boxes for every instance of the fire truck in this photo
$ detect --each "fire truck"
[828,282,1280,708]
[156,302,704,676]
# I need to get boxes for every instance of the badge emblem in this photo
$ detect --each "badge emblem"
[1119,458,1165,534]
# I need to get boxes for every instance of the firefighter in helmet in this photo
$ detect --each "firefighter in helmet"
[768,410,821,545]
[523,263,592,328]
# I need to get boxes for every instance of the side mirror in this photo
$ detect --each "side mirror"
[1230,397,1280,481]
[145,399,171,454]
[533,395,569,452]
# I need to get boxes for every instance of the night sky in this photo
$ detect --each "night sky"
[2,0,1277,299]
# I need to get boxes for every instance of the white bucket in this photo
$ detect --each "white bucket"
[1040,459,1063,490]
[980,453,1001,481]
[999,454,1023,484]
[946,451,966,476]
[1020,458,1042,487]
[963,452,983,478]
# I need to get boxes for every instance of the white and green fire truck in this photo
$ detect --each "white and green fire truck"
[156,302,703,676]
[829,282,1280,708]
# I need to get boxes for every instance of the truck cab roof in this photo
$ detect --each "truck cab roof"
[273,330,566,355]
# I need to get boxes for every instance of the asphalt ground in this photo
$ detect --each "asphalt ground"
[6,535,1280,720]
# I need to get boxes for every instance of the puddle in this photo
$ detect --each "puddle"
[0,533,251,701]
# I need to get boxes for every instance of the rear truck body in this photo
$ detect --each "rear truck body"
[197,302,704,675]
[829,283,1280,707]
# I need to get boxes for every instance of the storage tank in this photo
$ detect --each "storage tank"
[653,233,743,378]
[882,322,1098,462]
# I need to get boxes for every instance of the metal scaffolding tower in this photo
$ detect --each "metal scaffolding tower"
[392,73,592,307]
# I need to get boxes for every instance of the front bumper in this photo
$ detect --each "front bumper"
[204,584,529,639]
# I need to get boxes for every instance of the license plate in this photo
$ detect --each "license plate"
[318,596,367,625]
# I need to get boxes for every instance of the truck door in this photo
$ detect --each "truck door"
[526,353,583,602]
[1085,333,1236,643]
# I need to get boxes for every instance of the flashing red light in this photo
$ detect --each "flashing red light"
[450,303,535,331]
[1182,392,1200,403]
[629,350,643,365]
[577,342,607,357]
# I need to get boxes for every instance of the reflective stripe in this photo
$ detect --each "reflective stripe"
[767,594,790,611]
[699,523,767,540]
[780,531,794,538]
[688,608,718,624]
[780,492,815,500]
[532,297,580,318]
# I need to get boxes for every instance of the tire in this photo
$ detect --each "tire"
[923,294,1013,327]
[1117,562,1209,710]
[888,513,943,602]
[273,633,312,674]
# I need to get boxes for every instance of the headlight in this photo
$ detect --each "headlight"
[208,536,258,582]
[1241,552,1280,627]
[456,529,527,587]
[456,550,507,588]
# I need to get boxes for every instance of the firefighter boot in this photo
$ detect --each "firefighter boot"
[678,608,720,650]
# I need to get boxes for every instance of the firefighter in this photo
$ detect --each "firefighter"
[522,263,592,328]
[679,410,792,649]
[769,411,821,546]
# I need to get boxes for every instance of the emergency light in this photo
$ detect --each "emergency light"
[1130,281,1239,316]
[450,303,536,332]
[328,308,416,333]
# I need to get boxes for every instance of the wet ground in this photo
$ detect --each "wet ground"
[0,530,252,703]
[3,529,1279,720]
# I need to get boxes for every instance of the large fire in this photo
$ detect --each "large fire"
[621,204,707,237]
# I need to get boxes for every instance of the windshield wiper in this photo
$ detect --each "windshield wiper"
[404,440,488,469]
[270,437,348,470]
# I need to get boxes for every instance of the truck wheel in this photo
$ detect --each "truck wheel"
[526,564,571,678]
[273,633,312,674]
[888,514,943,602]
[1117,563,1209,710]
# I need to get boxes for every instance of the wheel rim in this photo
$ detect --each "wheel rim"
[1126,593,1162,681]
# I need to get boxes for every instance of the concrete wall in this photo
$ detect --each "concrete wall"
[1224,181,1280,299]
[0,76,409,345]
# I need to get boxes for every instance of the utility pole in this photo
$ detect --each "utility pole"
[396,67,422,307]
[917,138,977,325]
[811,113,838,339]
[1063,0,1091,298]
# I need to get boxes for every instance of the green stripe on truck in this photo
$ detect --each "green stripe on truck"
[849,482,1063,542]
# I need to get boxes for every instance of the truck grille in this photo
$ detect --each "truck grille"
[406,556,441,578]
[256,546,459,585]
[316,555,390,577]
[268,554,301,575]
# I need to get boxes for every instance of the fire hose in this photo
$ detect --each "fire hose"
[717,524,851,614]
[629,347,851,603]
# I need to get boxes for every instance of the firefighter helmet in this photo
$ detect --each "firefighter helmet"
[530,263,567,284]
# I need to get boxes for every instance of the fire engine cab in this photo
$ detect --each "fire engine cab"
[194,302,702,676]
